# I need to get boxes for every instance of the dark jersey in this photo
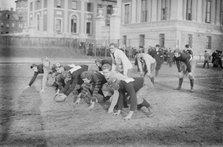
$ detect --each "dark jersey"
[60,65,88,96]
[174,51,192,72]
[29,64,44,86]
[98,58,112,71]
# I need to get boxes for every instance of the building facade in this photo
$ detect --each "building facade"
[0,9,24,34]
[27,0,116,39]
[96,0,223,56]
[15,0,28,29]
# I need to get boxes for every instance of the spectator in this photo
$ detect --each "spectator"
[203,50,210,68]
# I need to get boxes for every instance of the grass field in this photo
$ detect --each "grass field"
[0,63,223,146]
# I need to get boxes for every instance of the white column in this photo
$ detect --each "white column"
[192,0,197,21]
[27,0,30,28]
[110,6,121,41]
[216,0,221,25]
[131,0,136,23]
[136,0,141,22]
[117,0,122,16]
[148,0,152,21]
[80,0,86,38]
[64,0,68,34]
[48,0,54,34]
[157,0,161,21]
[202,0,206,22]
[197,0,203,22]
[167,0,171,20]
[170,0,183,20]
[182,0,186,20]
[170,0,177,20]
[151,0,157,21]
[211,0,216,24]
[95,10,105,41]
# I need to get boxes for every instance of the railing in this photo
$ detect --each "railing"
[0,36,177,59]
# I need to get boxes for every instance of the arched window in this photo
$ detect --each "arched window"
[71,15,77,33]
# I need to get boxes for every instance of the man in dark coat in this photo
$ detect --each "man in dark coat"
[173,49,195,92]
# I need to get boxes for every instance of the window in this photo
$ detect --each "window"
[56,0,62,8]
[43,14,47,31]
[6,24,9,28]
[221,0,223,25]
[124,4,130,24]
[141,0,147,22]
[107,5,113,15]
[12,23,15,27]
[106,5,112,26]
[71,15,77,33]
[86,22,91,35]
[206,36,212,49]
[205,0,211,23]
[72,0,77,10]
[159,34,165,47]
[6,14,10,19]
[186,0,192,20]
[30,2,33,11]
[36,0,41,9]
[1,23,4,28]
[87,2,93,12]
[161,0,167,20]
[123,35,127,46]
[55,18,62,33]
[29,17,33,26]
[36,14,40,31]
[139,34,145,48]
[44,0,47,8]
[188,34,193,48]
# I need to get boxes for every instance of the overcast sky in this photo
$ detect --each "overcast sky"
[0,0,16,10]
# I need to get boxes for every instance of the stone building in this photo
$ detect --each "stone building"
[27,0,116,38]
[0,9,24,34]
[95,0,223,56]
[15,0,28,29]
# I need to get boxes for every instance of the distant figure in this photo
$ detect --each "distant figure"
[203,50,210,68]
[149,44,164,77]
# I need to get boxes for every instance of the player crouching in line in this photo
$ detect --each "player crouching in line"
[173,49,195,92]
[102,64,152,120]
[95,58,112,71]
[136,52,156,85]
[74,71,107,109]
[53,64,88,101]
